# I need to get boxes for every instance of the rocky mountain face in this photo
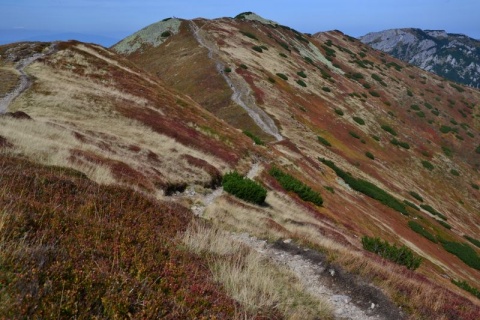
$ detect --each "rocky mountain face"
[0,12,479,319]
[360,28,480,88]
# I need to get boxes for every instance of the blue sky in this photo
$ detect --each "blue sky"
[1,0,479,46]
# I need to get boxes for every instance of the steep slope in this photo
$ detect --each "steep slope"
[360,28,480,88]
[113,12,480,318]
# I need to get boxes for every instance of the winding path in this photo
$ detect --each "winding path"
[0,43,56,113]
[189,21,283,141]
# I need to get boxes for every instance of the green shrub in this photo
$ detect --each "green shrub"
[362,83,372,89]
[240,30,258,40]
[476,145,480,154]
[369,91,380,97]
[441,146,453,157]
[403,200,420,211]
[365,151,375,160]
[440,125,453,134]
[321,86,331,92]
[410,104,421,111]
[464,236,480,249]
[421,160,434,171]
[161,31,172,37]
[268,77,276,84]
[222,171,267,205]
[409,191,423,202]
[278,42,290,51]
[304,56,314,64]
[424,102,433,109]
[252,46,263,53]
[334,109,344,116]
[361,236,422,270]
[242,130,264,145]
[319,158,409,215]
[352,72,364,80]
[297,71,307,78]
[372,135,380,141]
[269,167,323,206]
[450,169,460,176]
[438,220,452,230]
[472,183,479,190]
[349,131,360,139]
[407,89,413,97]
[371,74,383,82]
[390,138,410,149]
[449,83,464,93]
[353,116,365,125]
[408,221,437,243]
[431,109,440,116]
[440,240,480,270]
[420,204,446,220]
[276,73,288,80]
[451,280,480,299]
[324,186,335,194]
[296,80,307,87]
[416,111,425,118]
[240,64,248,69]
[317,136,332,147]
[279,53,288,58]
[381,125,397,136]
[224,67,232,73]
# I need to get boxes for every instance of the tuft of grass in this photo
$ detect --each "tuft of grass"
[182,222,333,319]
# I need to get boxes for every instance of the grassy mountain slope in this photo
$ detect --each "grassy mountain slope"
[0,11,479,319]
[112,13,480,318]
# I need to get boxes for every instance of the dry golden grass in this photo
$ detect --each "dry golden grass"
[0,68,19,97]
[181,221,333,320]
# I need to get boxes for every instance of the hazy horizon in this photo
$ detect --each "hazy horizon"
[1,0,479,47]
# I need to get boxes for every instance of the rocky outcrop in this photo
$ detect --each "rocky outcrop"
[360,28,480,88]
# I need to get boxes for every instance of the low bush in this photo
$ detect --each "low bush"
[349,131,360,139]
[296,79,307,87]
[420,204,446,220]
[476,145,480,154]
[222,171,267,205]
[365,151,375,160]
[438,220,452,230]
[239,64,248,69]
[464,235,480,249]
[441,146,453,157]
[410,104,421,111]
[408,221,437,243]
[269,167,323,206]
[279,53,288,58]
[353,116,365,125]
[421,160,434,171]
[243,130,264,145]
[240,30,258,40]
[450,169,460,176]
[361,236,422,270]
[322,86,331,92]
[381,125,397,136]
[390,138,410,149]
[161,31,172,37]
[451,280,480,299]
[297,71,307,78]
[369,91,380,97]
[319,158,409,215]
[440,240,480,270]
[317,135,332,147]
[403,200,420,211]
[371,74,383,82]
[252,46,263,53]
[472,183,480,190]
[409,191,423,202]
[276,73,288,80]
[224,67,232,73]
[440,125,453,134]
[334,108,344,116]
[416,111,425,118]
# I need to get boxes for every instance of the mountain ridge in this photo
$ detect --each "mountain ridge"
[360,28,480,88]
[0,12,479,319]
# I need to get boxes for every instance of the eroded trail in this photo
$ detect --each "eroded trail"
[189,21,283,141]
[0,43,56,113]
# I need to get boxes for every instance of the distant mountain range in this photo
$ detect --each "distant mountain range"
[0,30,120,47]
[360,28,480,88]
